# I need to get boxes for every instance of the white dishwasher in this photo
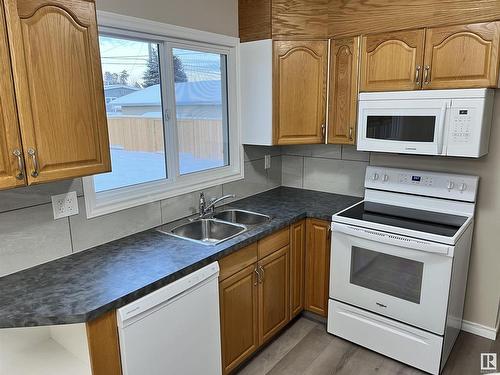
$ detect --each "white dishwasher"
[117,262,222,375]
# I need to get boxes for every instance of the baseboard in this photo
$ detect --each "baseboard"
[461,319,498,340]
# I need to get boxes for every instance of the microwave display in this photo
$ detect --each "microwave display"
[366,116,436,142]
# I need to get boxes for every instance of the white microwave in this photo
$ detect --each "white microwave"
[357,89,495,157]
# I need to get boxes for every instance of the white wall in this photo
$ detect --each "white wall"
[96,0,239,37]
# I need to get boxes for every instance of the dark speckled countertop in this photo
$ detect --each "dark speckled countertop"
[0,187,361,328]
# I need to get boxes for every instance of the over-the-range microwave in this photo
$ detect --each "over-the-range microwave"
[357,89,495,157]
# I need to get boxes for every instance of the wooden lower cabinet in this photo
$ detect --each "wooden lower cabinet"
[219,228,295,374]
[305,219,331,317]
[290,220,306,318]
[220,263,259,374]
[258,245,290,344]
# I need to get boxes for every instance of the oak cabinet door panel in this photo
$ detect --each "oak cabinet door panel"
[290,220,305,318]
[4,0,110,184]
[328,37,360,145]
[423,22,500,89]
[258,245,290,344]
[0,0,24,190]
[273,40,328,144]
[360,29,425,91]
[220,264,259,374]
[305,219,331,317]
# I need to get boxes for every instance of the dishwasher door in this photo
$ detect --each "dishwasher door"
[117,262,221,375]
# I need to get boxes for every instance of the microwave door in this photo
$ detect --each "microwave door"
[357,100,448,155]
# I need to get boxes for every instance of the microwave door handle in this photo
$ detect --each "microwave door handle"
[331,223,451,256]
[436,101,451,155]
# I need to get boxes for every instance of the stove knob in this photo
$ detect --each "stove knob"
[459,183,467,192]
[447,181,455,190]
[383,174,389,182]
[372,172,380,181]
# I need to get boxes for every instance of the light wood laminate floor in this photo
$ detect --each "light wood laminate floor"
[236,317,499,375]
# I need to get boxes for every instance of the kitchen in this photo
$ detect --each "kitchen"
[0,0,499,374]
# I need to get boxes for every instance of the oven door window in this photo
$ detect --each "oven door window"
[366,116,436,142]
[350,246,424,304]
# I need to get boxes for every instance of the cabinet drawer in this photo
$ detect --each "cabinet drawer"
[219,243,258,281]
[258,227,290,259]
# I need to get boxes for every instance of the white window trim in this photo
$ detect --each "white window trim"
[83,11,243,218]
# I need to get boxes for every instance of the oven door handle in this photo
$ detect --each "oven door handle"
[331,223,452,256]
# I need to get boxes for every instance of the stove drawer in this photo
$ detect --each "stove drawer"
[328,300,442,375]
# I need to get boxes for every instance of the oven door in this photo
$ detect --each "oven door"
[357,98,451,155]
[330,223,453,335]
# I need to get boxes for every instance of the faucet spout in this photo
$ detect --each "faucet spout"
[199,193,235,218]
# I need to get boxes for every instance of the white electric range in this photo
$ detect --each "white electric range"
[328,166,478,375]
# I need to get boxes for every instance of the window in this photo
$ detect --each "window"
[83,15,241,218]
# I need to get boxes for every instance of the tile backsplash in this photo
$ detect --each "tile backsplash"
[0,146,281,277]
[281,144,370,197]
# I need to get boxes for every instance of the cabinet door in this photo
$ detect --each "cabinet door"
[423,22,500,89]
[328,37,360,145]
[290,220,305,319]
[258,245,290,345]
[3,0,110,185]
[360,29,425,91]
[273,40,328,145]
[0,0,24,190]
[220,264,259,374]
[305,219,331,317]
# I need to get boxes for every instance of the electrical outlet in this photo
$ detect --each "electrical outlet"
[51,191,79,219]
[264,155,271,169]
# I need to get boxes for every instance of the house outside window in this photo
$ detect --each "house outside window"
[83,12,241,218]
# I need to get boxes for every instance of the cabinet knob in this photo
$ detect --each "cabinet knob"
[27,148,39,178]
[12,149,25,180]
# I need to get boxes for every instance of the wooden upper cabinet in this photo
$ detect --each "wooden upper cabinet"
[360,29,426,91]
[3,0,110,185]
[328,37,360,145]
[0,1,24,190]
[423,22,500,89]
[305,219,331,317]
[273,40,328,145]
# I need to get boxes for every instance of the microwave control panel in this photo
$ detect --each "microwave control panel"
[365,166,479,202]
[450,108,472,144]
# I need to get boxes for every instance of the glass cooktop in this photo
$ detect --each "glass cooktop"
[337,201,468,237]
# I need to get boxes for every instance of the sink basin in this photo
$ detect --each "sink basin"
[213,209,271,225]
[158,219,246,245]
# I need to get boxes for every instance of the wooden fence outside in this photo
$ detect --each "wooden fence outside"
[107,116,225,160]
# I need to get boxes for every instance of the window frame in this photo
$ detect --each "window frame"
[83,11,242,218]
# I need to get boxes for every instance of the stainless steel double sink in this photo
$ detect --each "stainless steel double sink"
[157,209,271,246]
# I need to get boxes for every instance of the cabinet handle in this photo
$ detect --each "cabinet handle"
[254,266,260,286]
[12,149,24,180]
[348,127,354,141]
[423,65,431,85]
[321,124,326,140]
[258,264,265,283]
[415,65,421,85]
[27,148,39,177]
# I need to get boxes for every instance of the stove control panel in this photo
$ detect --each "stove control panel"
[365,166,479,202]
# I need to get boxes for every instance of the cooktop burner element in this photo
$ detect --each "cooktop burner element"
[338,201,467,237]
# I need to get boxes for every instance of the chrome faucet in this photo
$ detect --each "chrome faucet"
[198,193,235,218]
